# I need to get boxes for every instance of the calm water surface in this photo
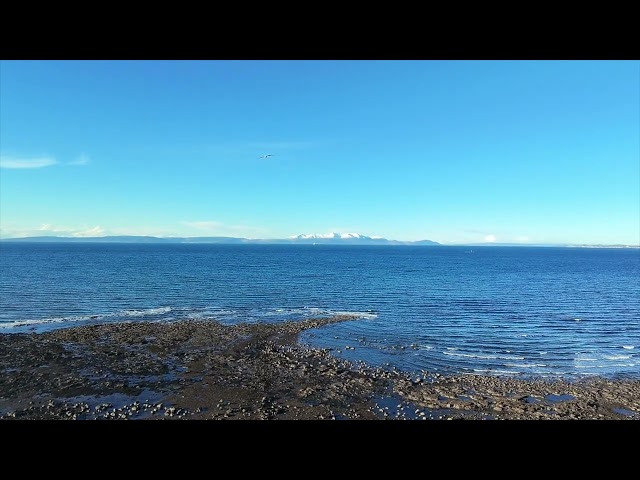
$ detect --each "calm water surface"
[1,243,638,380]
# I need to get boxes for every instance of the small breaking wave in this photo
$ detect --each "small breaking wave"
[576,364,636,369]
[604,354,632,360]
[471,369,523,376]
[334,310,378,320]
[121,306,172,317]
[0,305,376,333]
[443,351,526,360]
[0,306,173,331]
[504,363,548,368]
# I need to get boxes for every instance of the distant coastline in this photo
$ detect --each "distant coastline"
[0,235,638,249]
[0,235,440,246]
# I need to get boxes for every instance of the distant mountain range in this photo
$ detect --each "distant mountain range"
[286,233,440,245]
[0,233,441,246]
[1,234,637,248]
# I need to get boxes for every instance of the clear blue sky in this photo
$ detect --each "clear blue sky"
[1,60,638,245]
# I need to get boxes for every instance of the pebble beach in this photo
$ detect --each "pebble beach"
[1,316,639,420]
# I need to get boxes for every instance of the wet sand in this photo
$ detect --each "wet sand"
[1,316,638,420]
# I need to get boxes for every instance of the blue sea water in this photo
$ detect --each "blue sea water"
[1,242,638,380]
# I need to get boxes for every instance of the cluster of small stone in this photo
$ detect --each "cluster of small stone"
[0,399,199,420]
[2,318,639,421]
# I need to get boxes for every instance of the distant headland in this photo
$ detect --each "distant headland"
[0,232,440,246]
[1,233,638,248]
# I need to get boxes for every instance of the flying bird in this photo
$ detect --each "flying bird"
[259,154,273,159]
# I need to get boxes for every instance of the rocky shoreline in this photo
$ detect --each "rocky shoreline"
[1,316,638,420]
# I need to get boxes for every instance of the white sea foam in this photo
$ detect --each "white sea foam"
[0,306,174,330]
[578,361,636,369]
[0,319,53,329]
[207,309,238,315]
[186,309,238,320]
[260,307,326,317]
[504,363,547,368]
[185,307,378,324]
[0,314,101,329]
[604,354,631,360]
[262,307,377,320]
[443,351,525,360]
[334,310,378,319]
[471,369,522,376]
[121,306,172,317]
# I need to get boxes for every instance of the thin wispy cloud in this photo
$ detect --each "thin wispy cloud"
[0,224,91,239]
[183,221,224,230]
[72,226,104,237]
[109,226,180,237]
[182,220,267,237]
[0,156,57,169]
[443,230,538,245]
[39,224,65,233]
[34,224,105,237]
[1,154,90,169]
[67,154,90,166]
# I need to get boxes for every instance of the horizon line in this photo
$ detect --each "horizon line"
[1,234,638,248]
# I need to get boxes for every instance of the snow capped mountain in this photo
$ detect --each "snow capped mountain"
[2,233,440,246]
[290,232,372,240]
[286,233,440,245]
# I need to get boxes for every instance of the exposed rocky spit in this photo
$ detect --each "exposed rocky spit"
[0,316,638,420]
